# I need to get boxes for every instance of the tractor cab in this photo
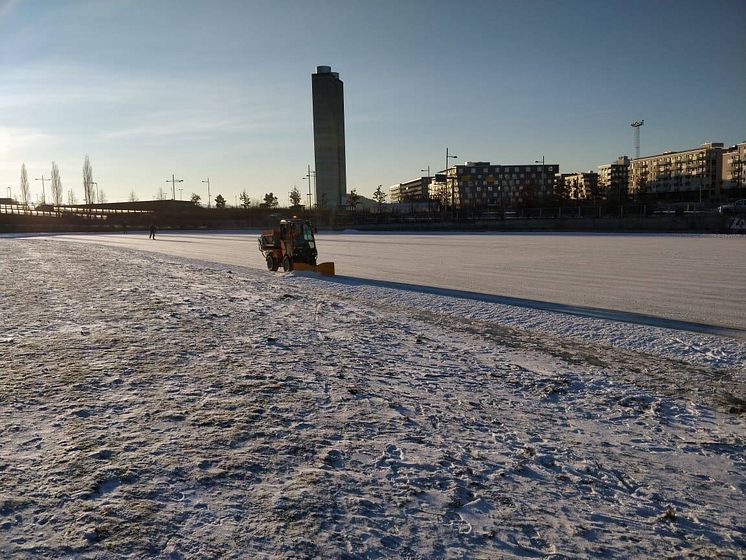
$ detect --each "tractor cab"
[259,218,318,272]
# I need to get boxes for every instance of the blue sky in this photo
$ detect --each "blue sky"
[1,0,745,205]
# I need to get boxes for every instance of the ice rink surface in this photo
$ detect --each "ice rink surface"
[32,230,746,334]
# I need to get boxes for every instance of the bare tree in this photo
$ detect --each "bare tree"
[289,186,302,208]
[20,163,30,206]
[239,189,252,209]
[67,189,78,205]
[156,186,168,200]
[261,192,278,208]
[82,155,95,206]
[373,184,386,213]
[50,162,63,207]
[98,189,106,204]
[128,190,138,202]
[347,188,361,212]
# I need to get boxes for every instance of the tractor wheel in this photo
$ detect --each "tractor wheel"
[266,254,278,271]
[282,255,293,272]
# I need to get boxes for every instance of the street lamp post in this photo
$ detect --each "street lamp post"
[166,174,183,200]
[445,148,458,217]
[500,182,504,218]
[202,178,211,208]
[35,175,50,205]
[90,181,99,204]
[303,164,314,209]
[535,156,545,208]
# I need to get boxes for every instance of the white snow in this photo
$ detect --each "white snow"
[1,237,744,558]
[35,230,746,334]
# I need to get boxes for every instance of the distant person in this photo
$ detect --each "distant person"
[149,223,156,240]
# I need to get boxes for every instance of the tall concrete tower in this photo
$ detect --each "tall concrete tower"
[312,65,347,208]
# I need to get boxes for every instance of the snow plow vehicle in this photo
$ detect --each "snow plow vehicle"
[258,218,335,275]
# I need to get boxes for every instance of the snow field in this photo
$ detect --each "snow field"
[0,238,744,558]
[36,230,746,334]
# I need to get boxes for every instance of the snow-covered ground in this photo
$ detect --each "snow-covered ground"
[35,230,746,335]
[1,238,744,558]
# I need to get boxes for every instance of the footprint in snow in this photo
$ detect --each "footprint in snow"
[377,444,404,466]
[323,449,345,468]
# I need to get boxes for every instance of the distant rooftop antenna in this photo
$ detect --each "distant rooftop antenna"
[631,120,644,159]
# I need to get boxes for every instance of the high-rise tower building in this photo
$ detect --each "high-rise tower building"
[312,66,347,208]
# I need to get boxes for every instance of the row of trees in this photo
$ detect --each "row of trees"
[192,185,388,212]
[189,191,281,210]
[346,185,387,212]
[12,159,387,212]
[15,155,104,207]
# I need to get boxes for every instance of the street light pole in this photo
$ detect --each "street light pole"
[445,148,458,216]
[535,156,545,207]
[500,182,504,218]
[35,175,50,205]
[303,164,314,209]
[202,178,211,208]
[166,174,183,200]
[421,166,431,177]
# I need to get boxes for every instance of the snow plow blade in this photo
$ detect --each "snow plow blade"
[293,262,335,276]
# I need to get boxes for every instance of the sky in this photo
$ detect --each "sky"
[1,0,745,206]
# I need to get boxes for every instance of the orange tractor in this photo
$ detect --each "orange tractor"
[258,218,335,275]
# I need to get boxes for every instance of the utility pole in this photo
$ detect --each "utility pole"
[202,178,211,208]
[166,174,183,200]
[35,175,50,205]
[178,188,183,200]
[421,166,431,177]
[631,120,644,159]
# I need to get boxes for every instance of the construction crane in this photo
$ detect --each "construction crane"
[631,120,644,159]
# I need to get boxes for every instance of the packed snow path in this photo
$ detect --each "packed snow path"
[36,230,746,336]
[1,239,744,559]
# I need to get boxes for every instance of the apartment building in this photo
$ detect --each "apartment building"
[388,184,401,203]
[721,142,746,197]
[428,161,558,209]
[628,143,723,201]
[598,156,629,202]
[553,173,574,202]
[389,176,432,203]
[558,172,600,201]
